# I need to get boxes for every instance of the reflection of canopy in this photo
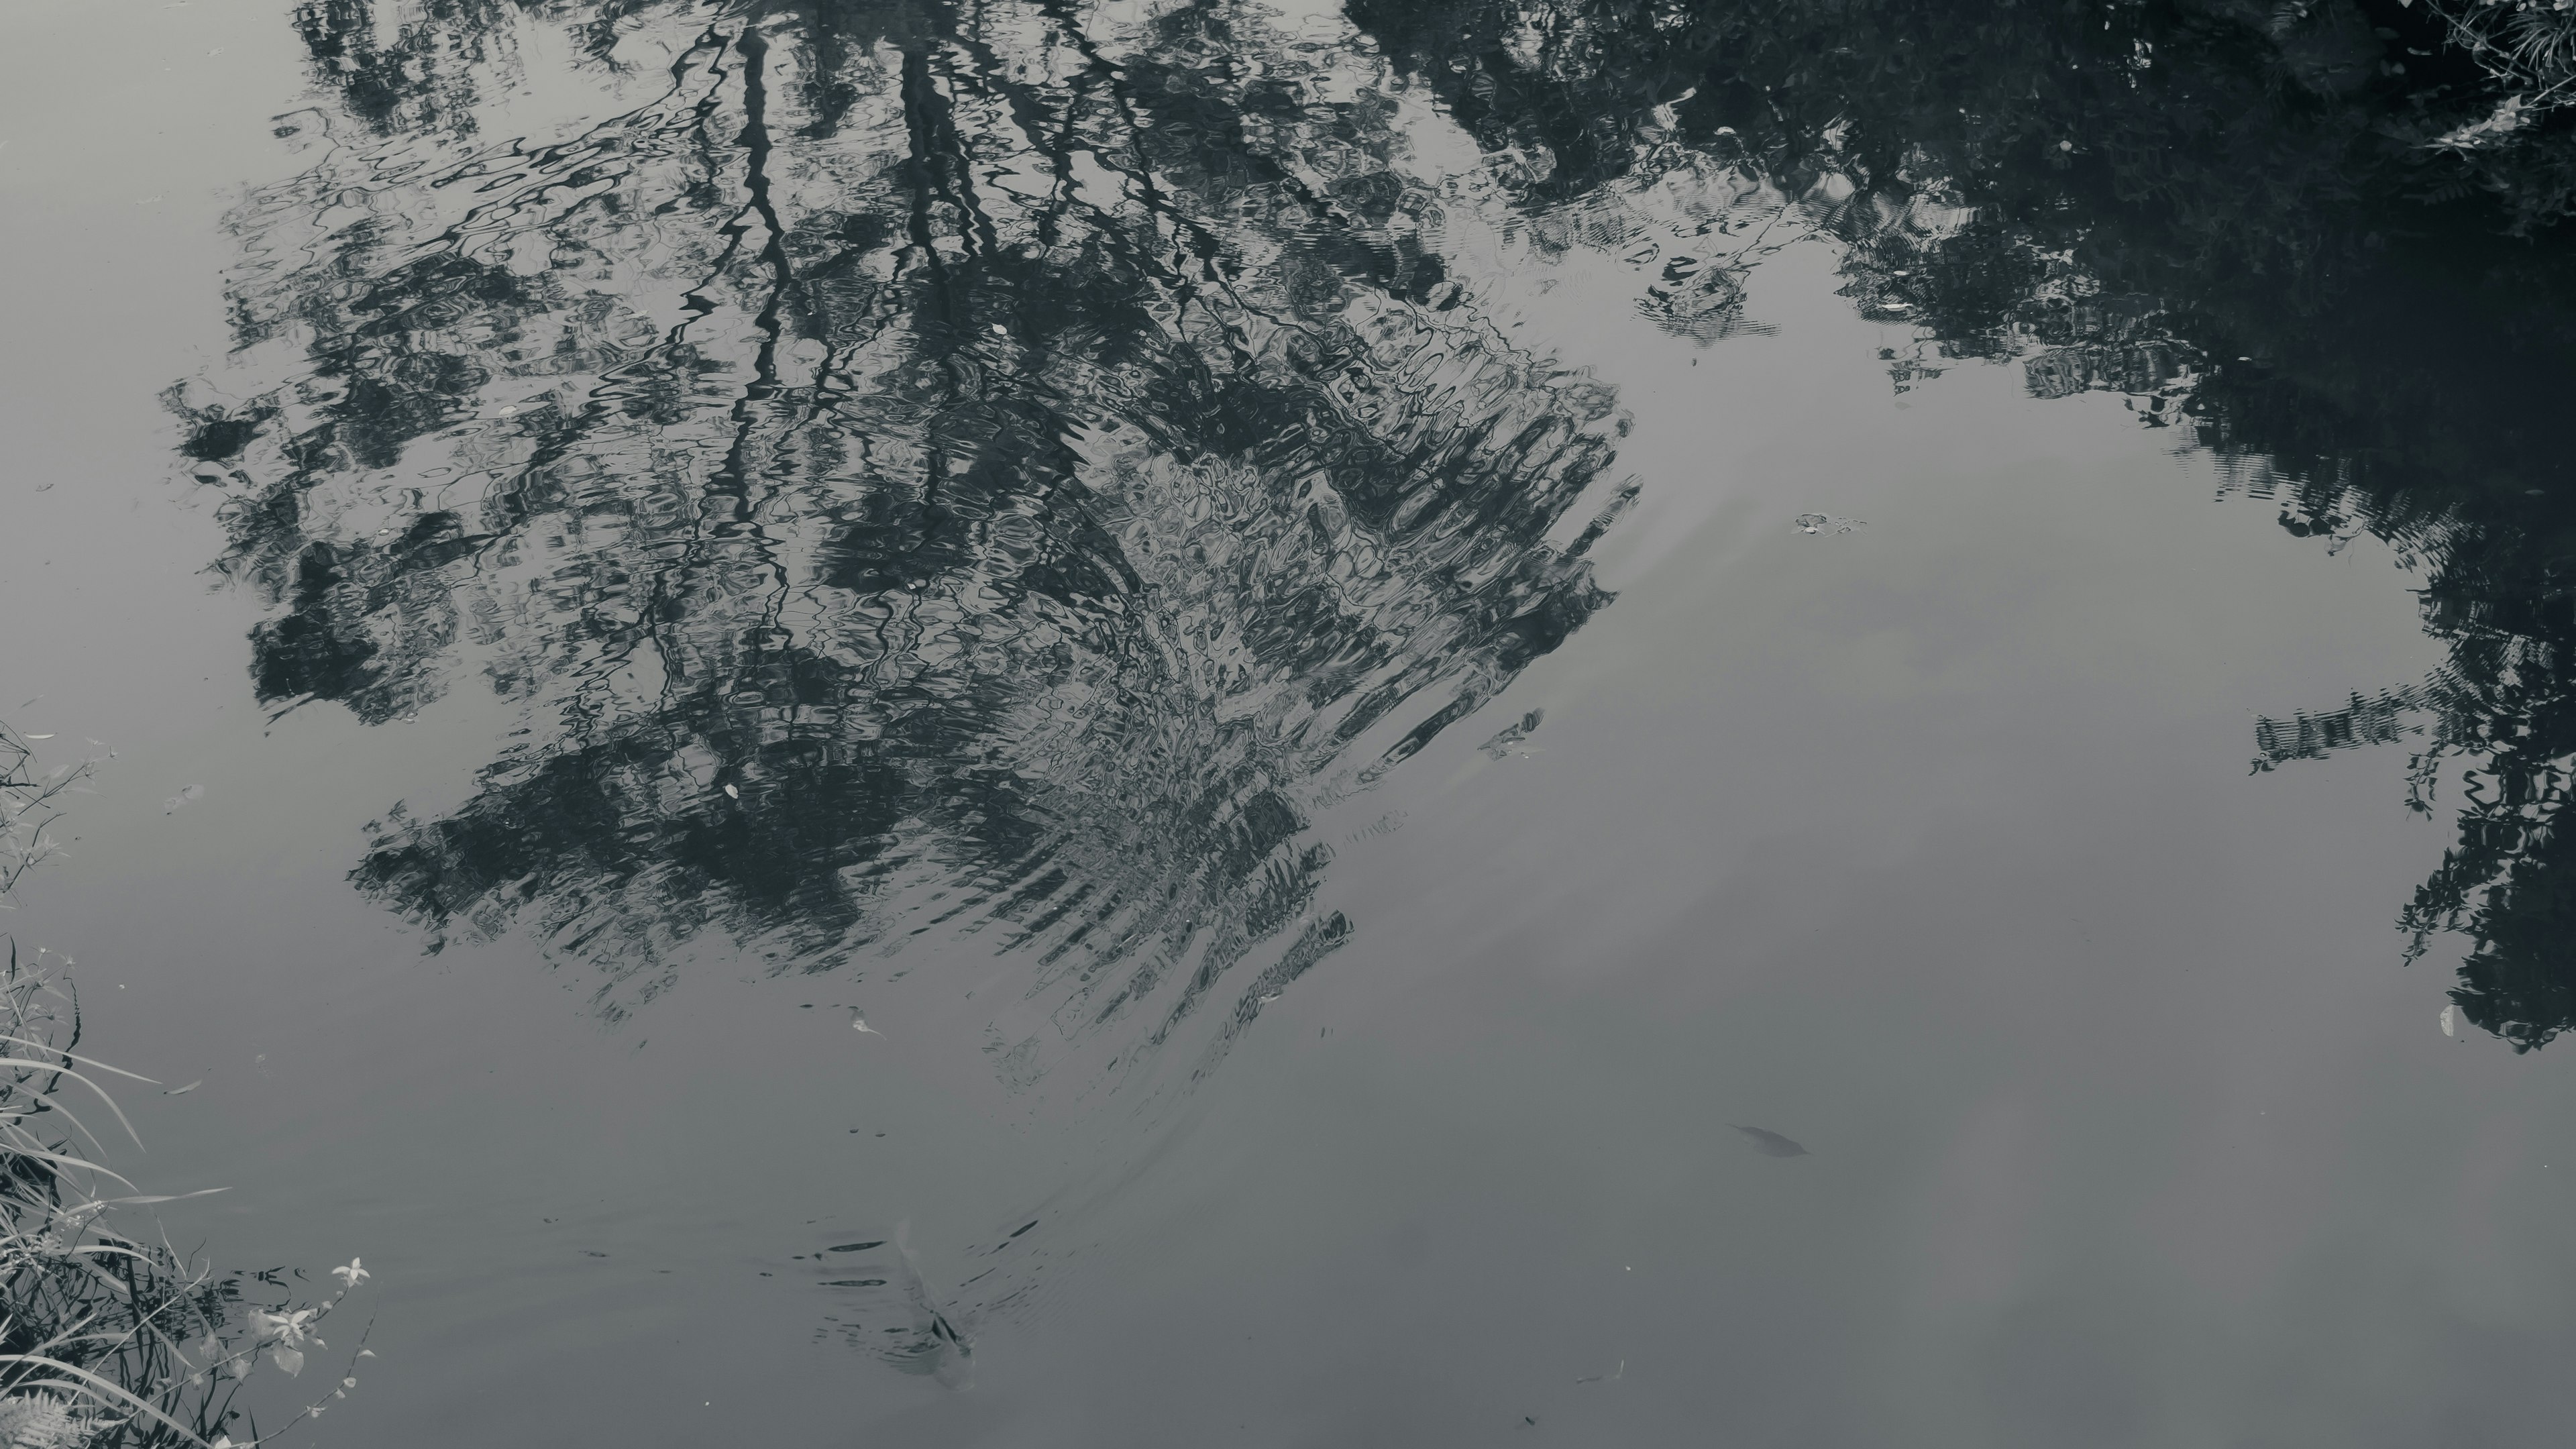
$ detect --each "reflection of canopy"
[1356,0,2576,1049]
[177,0,1629,1091]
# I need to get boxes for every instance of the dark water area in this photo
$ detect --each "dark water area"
[6,0,2576,1440]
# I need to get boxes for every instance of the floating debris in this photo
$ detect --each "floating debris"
[162,784,204,814]
[1793,513,1865,535]
[1479,708,1545,759]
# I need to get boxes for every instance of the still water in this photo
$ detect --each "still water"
[4,0,2575,1440]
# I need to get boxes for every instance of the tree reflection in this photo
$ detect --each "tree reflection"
[1337,0,2576,1046]
[174,0,1627,1093]
[186,0,2576,1063]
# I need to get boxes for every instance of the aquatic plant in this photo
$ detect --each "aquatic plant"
[0,725,93,905]
[1,729,371,1445]
[2422,0,2576,117]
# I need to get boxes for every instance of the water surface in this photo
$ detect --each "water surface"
[4,0,2575,1442]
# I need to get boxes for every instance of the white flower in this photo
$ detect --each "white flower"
[332,1257,369,1289]
[250,1307,318,1346]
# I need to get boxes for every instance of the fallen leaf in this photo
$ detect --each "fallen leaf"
[1731,1124,1811,1158]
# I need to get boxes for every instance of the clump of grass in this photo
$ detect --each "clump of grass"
[1,724,370,1446]
[0,724,92,903]
[2424,0,2576,117]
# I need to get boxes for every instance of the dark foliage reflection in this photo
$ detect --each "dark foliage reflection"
[1337,0,2576,1047]
[182,0,2576,1055]
[172,0,1628,1095]
[168,0,2576,1379]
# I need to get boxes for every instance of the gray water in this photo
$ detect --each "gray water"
[5,0,2574,1442]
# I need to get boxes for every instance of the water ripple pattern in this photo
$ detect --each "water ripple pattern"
[172,0,1636,1095]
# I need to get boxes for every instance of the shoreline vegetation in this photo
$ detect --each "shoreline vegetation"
[1,722,368,1449]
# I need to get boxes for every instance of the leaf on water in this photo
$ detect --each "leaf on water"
[1731,1124,1811,1157]
[270,1346,305,1377]
[164,1080,203,1095]
[2441,1003,2458,1038]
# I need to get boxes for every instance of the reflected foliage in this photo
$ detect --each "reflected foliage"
[175,0,1627,1095]
[183,0,2576,1054]
[1333,0,2576,1045]
[170,0,2576,1379]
